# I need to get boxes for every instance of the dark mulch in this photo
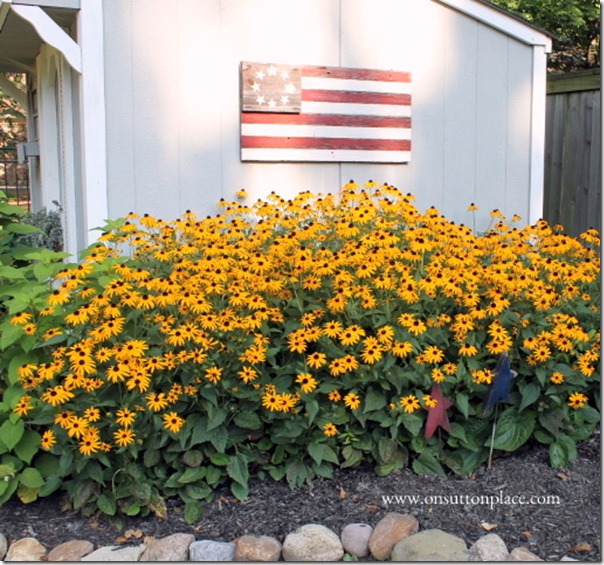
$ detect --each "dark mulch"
[1,433,600,561]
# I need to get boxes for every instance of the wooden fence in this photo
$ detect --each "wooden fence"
[543,68,601,237]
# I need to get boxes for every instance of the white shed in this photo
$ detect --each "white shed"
[0,0,552,257]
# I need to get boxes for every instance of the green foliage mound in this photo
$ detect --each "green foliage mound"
[0,183,600,523]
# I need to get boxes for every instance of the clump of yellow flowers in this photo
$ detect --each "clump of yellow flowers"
[7,181,600,516]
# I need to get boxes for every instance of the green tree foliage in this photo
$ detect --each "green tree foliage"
[490,0,600,71]
[0,73,27,147]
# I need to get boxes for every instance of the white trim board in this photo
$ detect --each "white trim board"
[11,3,82,72]
[436,0,552,50]
[77,0,108,246]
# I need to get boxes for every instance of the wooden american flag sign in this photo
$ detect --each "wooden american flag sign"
[240,62,412,163]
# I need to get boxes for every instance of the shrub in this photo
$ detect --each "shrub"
[0,182,600,521]
[0,190,69,505]
[15,202,64,252]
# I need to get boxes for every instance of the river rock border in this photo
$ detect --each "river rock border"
[0,512,579,561]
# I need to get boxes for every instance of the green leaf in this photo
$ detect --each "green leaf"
[412,453,447,478]
[341,446,363,468]
[97,493,117,516]
[184,483,212,500]
[0,265,25,279]
[210,452,230,466]
[549,434,578,468]
[448,423,468,443]
[226,453,249,487]
[308,441,324,465]
[14,430,41,465]
[0,418,24,449]
[207,427,228,453]
[144,449,161,468]
[538,410,564,437]
[455,393,470,419]
[321,444,339,464]
[0,325,25,350]
[375,463,396,476]
[233,411,262,430]
[489,408,536,451]
[519,382,541,412]
[230,481,249,501]
[401,413,423,437]
[305,399,319,425]
[364,387,387,413]
[17,484,40,503]
[0,463,16,477]
[268,466,286,481]
[131,482,153,503]
[204,466,222,486]
[125,502,141,516]
[286,460,308,489]
[377,438,397,464]
[38,475,62,497]
[19,467,44,488]
[206,407,228,432]
[183,500,203,524]
[6,223,41,235]
[178,467,207,484]
[182,450,203,467]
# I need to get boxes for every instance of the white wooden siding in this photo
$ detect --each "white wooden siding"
[103,0,539,232]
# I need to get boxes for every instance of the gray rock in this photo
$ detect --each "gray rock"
[81,544,145,561]
[5,537,47,561]
[470,533,509,561]
[189,540,236,561]
[391,529,471,561]
[510,547,543,561]
[368,512,419,560]
[282,524,344,561]
[47,540,95,561]
[341,523,373,558]
[140,533,195,561]
[560,557,579,561]
[234,535,282,561]
[0,533,7,560]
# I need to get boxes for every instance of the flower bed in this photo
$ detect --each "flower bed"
[0,182,600,522]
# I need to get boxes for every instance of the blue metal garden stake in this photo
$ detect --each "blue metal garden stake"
[483,352,517,469]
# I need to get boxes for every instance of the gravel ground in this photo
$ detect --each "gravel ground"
[0,433,600,561]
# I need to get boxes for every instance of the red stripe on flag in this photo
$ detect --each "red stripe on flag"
[302,66,411,83]
[302,90,411,106]
[242,136,411,151]
[241,113,411,129]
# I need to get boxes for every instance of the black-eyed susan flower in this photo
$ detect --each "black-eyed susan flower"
[296,373,318,394]
[115,408,136,427]
[40,430,57,451]
[162,412,185,433]
[400,394,420,413]
[323,423,338,437]
[66,417,89,439]
[13,395,34,417]
[343,392,361,410]
[41,386,74,407]
[567,392,588,409]
[114,427,136,448]
[146,392,169,412]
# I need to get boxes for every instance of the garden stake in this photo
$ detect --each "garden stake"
[487,402,499,470]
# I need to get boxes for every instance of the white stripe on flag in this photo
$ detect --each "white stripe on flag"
[241,148,412,162]
[241,123,411,140]
[301,101,412,117]
[302,76,412,94]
